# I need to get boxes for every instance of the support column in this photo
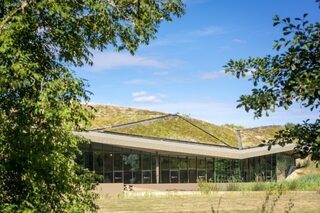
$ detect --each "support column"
[236,129,243,150]
[156,152,160,184]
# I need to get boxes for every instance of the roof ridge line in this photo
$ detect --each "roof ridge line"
[177,115,233,148]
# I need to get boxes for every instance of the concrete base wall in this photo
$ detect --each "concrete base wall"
[127,183,198,192]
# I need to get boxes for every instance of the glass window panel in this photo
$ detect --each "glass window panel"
[189,170,197,183]
[104,152,113,172]
[114,172,122,183]
[123,153,140,171]
[178,157,188,169]
[170,170,179,183]
[103,144,113,152]
[93,151,103,173]
[114,153,122,171]
[160,156,169,170]
[142,154,151,170]
[92,142,103,150]
[142,171,152,184]
[104,172,113,183]
[180,170,188,183]
[197,158,206,169]
[198,170,206,181]
[124,171,132,184]
[170,157,179,170]
[133,171,141,184]
[207,170,214,182]
[189,157,196,169]
[206,158,214,170]
[161,170,169,183]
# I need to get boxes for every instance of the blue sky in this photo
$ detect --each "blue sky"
[75,0,319,127]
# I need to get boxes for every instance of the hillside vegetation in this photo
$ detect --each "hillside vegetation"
[89,105,283,148]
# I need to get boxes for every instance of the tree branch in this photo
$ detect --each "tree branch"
[0,0,28,33]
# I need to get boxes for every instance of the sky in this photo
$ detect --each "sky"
[75,0,319,127]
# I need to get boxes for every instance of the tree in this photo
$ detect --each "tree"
[224,4,319,162]
[0,0,184,212]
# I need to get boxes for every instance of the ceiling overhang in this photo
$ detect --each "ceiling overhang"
[74,131,295,159]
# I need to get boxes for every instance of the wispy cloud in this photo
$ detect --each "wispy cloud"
[124,79,156,85]
[150,26,225,47]
[132,91,165,103]
[190,26,225,37]
[80,51,183,72]
[200,70,227,80]
[231,38,246,44]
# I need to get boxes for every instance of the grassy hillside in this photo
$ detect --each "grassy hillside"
[89,105,283,148]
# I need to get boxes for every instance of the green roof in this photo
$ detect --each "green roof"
[90,105,283,148]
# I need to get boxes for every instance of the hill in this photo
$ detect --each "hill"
[89,105,283,148]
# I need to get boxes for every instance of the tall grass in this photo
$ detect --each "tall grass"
[282,174,320,191]
[197,174,320,192]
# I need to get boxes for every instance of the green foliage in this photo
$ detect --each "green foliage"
[0,0,184,212]
[224,3,320,160]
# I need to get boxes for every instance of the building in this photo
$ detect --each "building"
[76,107,296,185]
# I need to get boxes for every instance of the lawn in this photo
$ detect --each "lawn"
[97,191,320,213]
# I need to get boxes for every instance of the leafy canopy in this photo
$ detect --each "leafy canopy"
[0,0,184,212]
[224,6,319,161]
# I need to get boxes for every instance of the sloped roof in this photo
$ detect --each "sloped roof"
[90,105,283,148]
[75,131,295,159]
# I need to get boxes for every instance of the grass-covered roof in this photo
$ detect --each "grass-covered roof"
[90,105,283,148]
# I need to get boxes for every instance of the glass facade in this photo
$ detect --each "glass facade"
[80,142,294,183]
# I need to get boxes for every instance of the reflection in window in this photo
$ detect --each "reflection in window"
[161,170,169,183]
[104,172,113,183]
[180,170,188,183]
[93,151,103,174]
[133,171,141,184]
[123,154,140,171]
[104,152,113,172]
[143,171,152,184]
[142,154,151,170]
[114,153,122,171]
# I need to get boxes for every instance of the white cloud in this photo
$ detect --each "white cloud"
[80,51,183,72]
[232,38,246,43]
[200,70,227,80]
[132,91,164,103]
[91,52,163,70]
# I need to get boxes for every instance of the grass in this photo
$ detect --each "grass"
[197,174,320,192]
[97,191,320,212]
[90,104,284,148]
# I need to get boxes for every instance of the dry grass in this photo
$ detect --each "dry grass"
[97,191,320,212]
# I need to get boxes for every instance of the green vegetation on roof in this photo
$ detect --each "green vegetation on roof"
[90,105,165,128]
[89,105,283,148]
